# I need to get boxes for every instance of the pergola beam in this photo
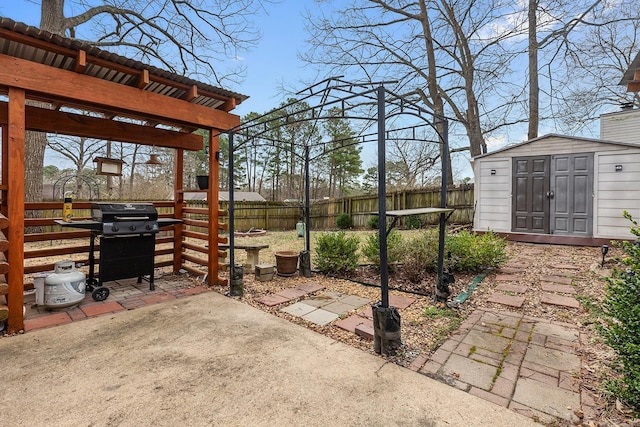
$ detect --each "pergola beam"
[0,53,240,130]
[0,103,204,151]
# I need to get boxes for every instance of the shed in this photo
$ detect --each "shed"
[472,133,640,244]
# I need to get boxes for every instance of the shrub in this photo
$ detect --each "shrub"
[336,213,353,229]
[402,229,439,282]
[600,211,640,411]
[400,229,507,279]
[367,215,379,229]
[314,231,359,274]
[405,215,422,230]
[446,230,507,272]
[361,229,403,271]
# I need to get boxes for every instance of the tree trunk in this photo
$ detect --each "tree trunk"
[528,0,539,140]
[24,1,67,205]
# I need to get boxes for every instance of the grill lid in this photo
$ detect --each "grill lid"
[91,202,158,222]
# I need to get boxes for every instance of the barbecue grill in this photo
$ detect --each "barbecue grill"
[56,202,180,301]
[89,202,159,297]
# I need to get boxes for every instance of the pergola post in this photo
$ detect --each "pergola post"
[6,87,25,333]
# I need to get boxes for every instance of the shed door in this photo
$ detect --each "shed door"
[512,156,550,233]
[550,153,593,235]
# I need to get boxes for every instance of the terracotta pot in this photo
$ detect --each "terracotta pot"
[274,251,299,276]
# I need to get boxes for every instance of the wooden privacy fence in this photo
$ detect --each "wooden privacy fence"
[215,185,474,231]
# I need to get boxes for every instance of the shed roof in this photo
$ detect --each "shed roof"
[473,133,640,160]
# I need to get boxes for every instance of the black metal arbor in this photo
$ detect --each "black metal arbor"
[223,77,454,355]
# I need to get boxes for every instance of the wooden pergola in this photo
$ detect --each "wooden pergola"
[0,18,246,333]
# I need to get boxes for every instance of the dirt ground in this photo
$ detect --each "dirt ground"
[208,230,638,426]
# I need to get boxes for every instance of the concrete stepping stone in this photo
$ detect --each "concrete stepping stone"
[280,302,317,317]
[487,293,526,308]
[540,283,576,294]
[339,295,370,308]
[540,293,580,309]
[495,284,527,294]
[323,300,358,315]
[300,308,339,326]
[296,282,324,293]
[276,287,307,299]
[255,294,290,306]
[540,275,573,285]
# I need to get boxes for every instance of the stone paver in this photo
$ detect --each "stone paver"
[255,294,290,307]
[300,308,339,326]
[532,322,579,343]
[512,377,580,422]
[487,294,526,307]
[442,353,497,391]
[280,302,317,317]
[388,294,415,309]
[540,275,573,285]
[339,295,370,308]
[322,300,358,315]
[295,282,325,293]
[276,287,308,299]
[495,283,527,294]
[462,329,511,353]
[540,282,576,294]
[423,308,585,425]
[334,314,369,333]
[524,345,581,372]
[540,293,580,308]
[355,322,374,340]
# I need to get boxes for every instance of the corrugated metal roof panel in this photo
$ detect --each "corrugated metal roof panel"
[0,17,248,109]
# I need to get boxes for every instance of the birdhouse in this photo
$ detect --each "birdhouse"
[94,157,124,176]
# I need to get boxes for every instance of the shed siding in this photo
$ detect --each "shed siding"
[600,109,640,144]
[594,152,640,239]
[474,158,511,232]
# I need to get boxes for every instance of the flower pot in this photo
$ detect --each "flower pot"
[274,251,299,277]
[196,175,209,190]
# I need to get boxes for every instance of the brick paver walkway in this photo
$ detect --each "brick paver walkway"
[416,309,593,424]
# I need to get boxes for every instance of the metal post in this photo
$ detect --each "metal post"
[228,132,243,296]
[377,85,389,309]
[436,119,450,302]
[371,85,401,356]
[304,144,311,253]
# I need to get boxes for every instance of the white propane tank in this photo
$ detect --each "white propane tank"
[44,260,86,309]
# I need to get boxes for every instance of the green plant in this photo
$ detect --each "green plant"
[445,230,507,272]
[336,213,353,229]
[314,231,359,274]
[402,229,440,282]
[367,215,379,229]
[405,215,422,230]
[361,229,403,271]
[600,211,640,412]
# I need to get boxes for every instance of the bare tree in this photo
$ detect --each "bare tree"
[22,0,274,203]
[303,0,639,175]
